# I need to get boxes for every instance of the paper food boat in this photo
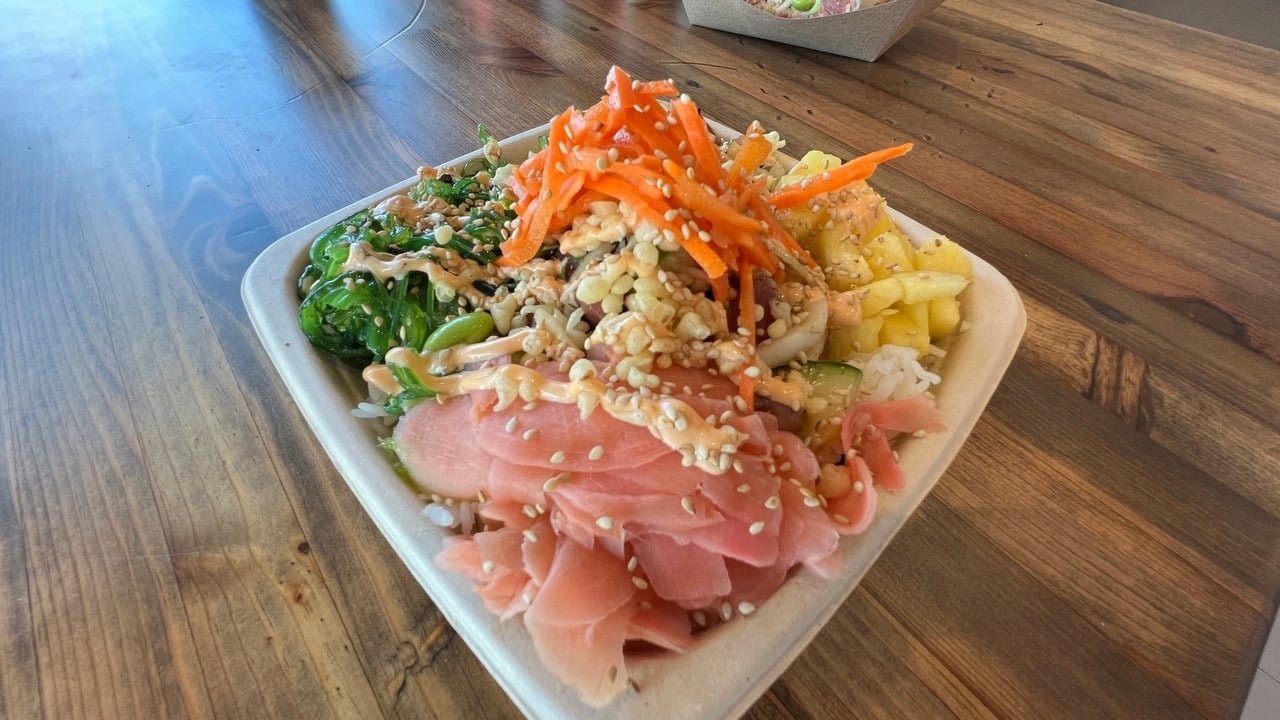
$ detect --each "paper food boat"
[682,0,944,61]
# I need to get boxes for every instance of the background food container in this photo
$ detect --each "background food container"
[682,0,945,61]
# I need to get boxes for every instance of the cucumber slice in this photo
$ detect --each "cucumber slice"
[801,361,863,399]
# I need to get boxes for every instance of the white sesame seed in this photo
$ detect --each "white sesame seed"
[681,496,696,514]
[832,514,851,525]
[482,560,495,574]
[522,504,537,518]
[596,516,614,530]
[523,529,539,542]
[588,445,605,461]
[737,483,751,494]
[854,481,865,493]
[720,601,733,620]
[765,496,781,510]
[748,521,766,535]
[732,459,744,473]
[772,444,785,457]
[504,416,519,433]
[744,366,761,378]
[693,610,707,627]
[738,602,756,616]
[627,556,639,572]
[632,576,649,590]
[550,450,566,465]
[522,428,540,440]
[803,495,822,507]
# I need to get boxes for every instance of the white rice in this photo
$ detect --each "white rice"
[849,345,940,403]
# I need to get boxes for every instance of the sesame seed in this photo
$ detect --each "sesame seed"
[744,366,761,378]
[912,429,927,438]
[505,417,519,433]
[595,157,609,171]
[596,516,614,530]
[681,496,696,514]
[523,529,539,542]
[772,444,785,457]
[854,480,865,493]
[738,602,756,615]
[550,451,566,465]
[737,483,751,494]
[693,610,707,627]
[720,601,733,620]
[832,514,851,525]
[779,461,792,472]
[765,496,781,510]
[522,589,534,605]
[749,521,766,535]
[733,459,744,473]
[522,504,538,518]
[803,495,822,507]
[627,556,639,572]
[522,428,540,440]
[482,560,495,574]
[588,445,605,461]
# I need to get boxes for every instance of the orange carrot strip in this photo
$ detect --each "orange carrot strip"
[498,195,553,266]
[605,66,635,111]
[661,159,761,234]
[587,175,668,217]
[767,143,913,209]
[671,97,722,182]
[552,171,586,214]
[727,134,772,185]
[738,372,756,412]
[677,235,729,279]
[542,108,574,190]
[709,272,730,303]
[635,79,678,97]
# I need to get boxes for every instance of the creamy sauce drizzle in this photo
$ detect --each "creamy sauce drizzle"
[375,361,743,475]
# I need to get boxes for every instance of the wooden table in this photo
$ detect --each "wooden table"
[3,0,1277,717]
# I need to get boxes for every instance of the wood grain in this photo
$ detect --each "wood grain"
[2,0,1278,718]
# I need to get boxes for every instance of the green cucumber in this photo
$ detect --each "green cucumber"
[801,361,862,399]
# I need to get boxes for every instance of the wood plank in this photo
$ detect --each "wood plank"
[990,360,1280,601]
[751,588,998,719]
[939,409,1267,715]
[953,0,1280,117]
[862,499,1202,719]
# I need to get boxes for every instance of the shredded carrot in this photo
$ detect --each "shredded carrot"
[605,66,636,112]
[660,159,760,235]
[767,143,913,209]
[500,65,823,308]
[727,133,772,186]
[635,78,678,97]
[671,96,722,183]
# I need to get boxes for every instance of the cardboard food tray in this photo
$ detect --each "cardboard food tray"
[242,119,1024,719]
[682,0,944,61]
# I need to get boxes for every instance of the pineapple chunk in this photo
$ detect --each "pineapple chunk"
[903,301,930,335]
[880,313,929,355]
[814,224,874,290]
[865,231,915,279]
[858,277,903,316]
[929,297,962,338]
[826,314,885,360]
[914,236,973,279]
[779,150,842,187]
[896,271,968,304]
[862,205,896,243]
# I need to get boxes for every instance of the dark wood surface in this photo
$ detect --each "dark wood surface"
[2,0,1277,717]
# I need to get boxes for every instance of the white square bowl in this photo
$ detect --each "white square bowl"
[242,122,1025,719]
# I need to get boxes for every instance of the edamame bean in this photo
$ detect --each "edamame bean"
[422,311,495,351]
